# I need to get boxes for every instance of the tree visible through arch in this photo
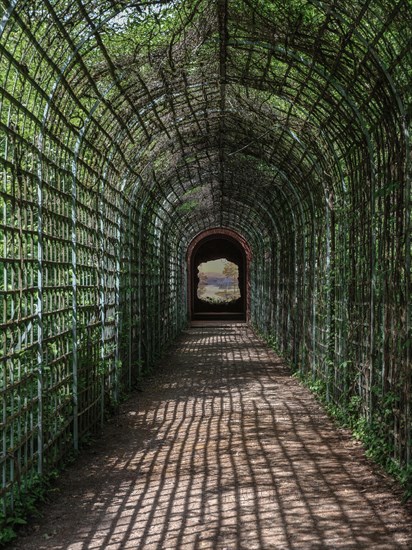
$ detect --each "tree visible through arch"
[188,230,250,321]
[197,259,240,303]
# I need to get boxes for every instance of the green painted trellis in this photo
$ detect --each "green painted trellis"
[0,0,411,523]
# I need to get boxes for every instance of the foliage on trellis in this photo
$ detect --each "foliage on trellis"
[0,0,411,522]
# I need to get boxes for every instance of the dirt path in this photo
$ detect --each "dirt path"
[12,324,412,549]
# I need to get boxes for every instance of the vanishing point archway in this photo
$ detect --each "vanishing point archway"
[187,228,251,322]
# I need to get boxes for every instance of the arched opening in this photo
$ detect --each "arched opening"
[187,229,251,321]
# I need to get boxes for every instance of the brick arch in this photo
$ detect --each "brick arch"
[187,228,251,321]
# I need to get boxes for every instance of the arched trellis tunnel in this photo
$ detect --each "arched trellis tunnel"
[0,0,411,523]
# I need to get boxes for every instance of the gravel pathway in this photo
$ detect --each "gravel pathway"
[11,323,412,549]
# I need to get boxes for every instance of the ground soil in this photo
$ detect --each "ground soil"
[10,323,412,549]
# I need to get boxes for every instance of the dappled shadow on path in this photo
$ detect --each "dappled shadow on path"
[13,325,412,549]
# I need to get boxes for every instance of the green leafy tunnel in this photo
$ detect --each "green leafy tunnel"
[0,0,411,518]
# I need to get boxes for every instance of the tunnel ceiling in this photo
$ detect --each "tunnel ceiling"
[1,0,411,247]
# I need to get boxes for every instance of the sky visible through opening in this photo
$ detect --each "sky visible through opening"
[198,259,240,303]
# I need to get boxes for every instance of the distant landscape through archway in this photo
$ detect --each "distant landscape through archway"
[187,228,251,321]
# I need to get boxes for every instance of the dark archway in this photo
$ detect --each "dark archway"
[187,229,251,321]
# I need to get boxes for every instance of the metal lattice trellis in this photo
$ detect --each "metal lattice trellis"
[0,0,411,520]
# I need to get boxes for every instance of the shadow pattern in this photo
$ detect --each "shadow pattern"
[12,324,412,549]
